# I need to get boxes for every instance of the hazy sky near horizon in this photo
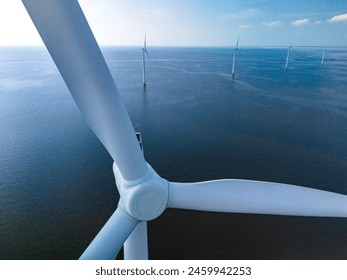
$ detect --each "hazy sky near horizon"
[1,0,347,46]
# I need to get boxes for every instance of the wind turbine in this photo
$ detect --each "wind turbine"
[232,36,240,79]
[285,43,293,71]
[142,34,151,86]
[321,46,327,67]
[23,0,347,260]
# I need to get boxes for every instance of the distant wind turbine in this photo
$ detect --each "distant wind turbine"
[142,34,151,86]
[321,46,327,67]
[285,43,293,71]
[232,36,240,79]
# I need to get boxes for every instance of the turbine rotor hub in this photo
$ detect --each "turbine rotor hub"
[113,162,169,221]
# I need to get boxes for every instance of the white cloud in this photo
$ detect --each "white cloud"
[328,13,347,22]
[291,18,310,26]
[239,24,252,29]
[313,20,322,25]
[262,20,281,27]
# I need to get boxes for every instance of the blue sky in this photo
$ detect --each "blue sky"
[1,0,347,46]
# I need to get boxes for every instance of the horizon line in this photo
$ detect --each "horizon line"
[1,44,347,48]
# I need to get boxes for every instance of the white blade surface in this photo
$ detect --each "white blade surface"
[145,49,151,60]
[124,221,148,260]
[22,0,147,181]
[168,180,347,217]
[80,207,139,260]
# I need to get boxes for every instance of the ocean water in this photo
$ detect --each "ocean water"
[1,46,347,259]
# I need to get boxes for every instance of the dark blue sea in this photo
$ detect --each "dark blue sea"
[1,46,347,259]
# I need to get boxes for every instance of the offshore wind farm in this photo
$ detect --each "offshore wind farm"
[1,43,347,259]
[1,0,347,260]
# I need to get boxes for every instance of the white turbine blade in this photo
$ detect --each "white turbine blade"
[289,44,293,55]
[80,207,139,260]
[124,221,148,260]
[168,180,347,217]
[234,36,240,56]
[145,49,152,60]
[22,0,147,181]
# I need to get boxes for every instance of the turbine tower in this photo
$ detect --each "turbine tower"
[22,0,347,260]
[285,43,293,71]
[232,36,240,79]
[142,34,151,86]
